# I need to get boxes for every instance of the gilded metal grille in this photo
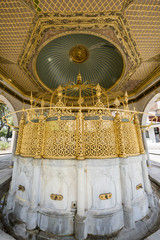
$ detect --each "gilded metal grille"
[125,0,160,61]
[17,111,144,159]
[12,84,145,159]
[43,119,76,158]
[84,118,118,158]
[37,0,123,13]
[21,122,38,156]
[0,0,34,63]
[122,121,139,155]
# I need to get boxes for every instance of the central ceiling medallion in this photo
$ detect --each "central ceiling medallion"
[69,45,89,63]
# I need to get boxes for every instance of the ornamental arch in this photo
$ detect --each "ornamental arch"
[0,94,18,127]
[0,94,18,153]
[142,92,160,127]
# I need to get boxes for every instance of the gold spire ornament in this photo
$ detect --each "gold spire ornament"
[77,73,82,85]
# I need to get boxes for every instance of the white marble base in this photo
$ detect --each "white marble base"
[4,154,154,239]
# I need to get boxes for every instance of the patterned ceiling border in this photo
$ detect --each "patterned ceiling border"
[0,81,30,105]
[20,0,36,12]
[131,65,160,95]
[146,54,160,63]
[0,67,29,94]
[1,73,160,108]
[18,12,141,92]
[0,56,15,65]
[0,63,45,94]
[122,0,136,11]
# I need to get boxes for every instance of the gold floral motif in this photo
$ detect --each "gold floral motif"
[16,109,145,159]
[43,118,76,158]
[122,121,140,155]
[20,122,38,156]
[84,118,118,158]
[115,112,127,158]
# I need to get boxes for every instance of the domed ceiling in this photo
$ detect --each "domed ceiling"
[36,33,124,91]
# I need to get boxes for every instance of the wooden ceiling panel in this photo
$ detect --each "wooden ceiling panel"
[33,0,124,13]
[0,0,34,63]
[0,0,159,101]
[125,0,160,61]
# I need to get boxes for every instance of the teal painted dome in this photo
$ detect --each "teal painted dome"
[36,33,124,91]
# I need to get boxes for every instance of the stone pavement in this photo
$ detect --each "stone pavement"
[144,229,160,240]
[0,229,15,240]
[148,165,160,187]
[146,146,160,240]
[0,154,15,240]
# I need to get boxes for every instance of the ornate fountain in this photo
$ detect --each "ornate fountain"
[3,74,156,240]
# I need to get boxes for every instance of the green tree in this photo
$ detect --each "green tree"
[0,103,13,140]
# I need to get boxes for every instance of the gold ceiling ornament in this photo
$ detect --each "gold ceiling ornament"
[69,45,89,63]
[3,73,158,160]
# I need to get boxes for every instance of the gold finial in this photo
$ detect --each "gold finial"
[30,92,33,107]
[41,99,45,108]
[124,91,128,105]
[96,83,102,99]
[114,98,120,108]
[77,96,84,106]
[77,73,82,84]
[57,85,63,99]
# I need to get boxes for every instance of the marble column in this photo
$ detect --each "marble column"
[142,131,151,166]
[120,158,135,229]
[26,159,41,230]
[11,130,18,156]
[141,154,154,208]
[6,155,18,210]
[75,160,87,240]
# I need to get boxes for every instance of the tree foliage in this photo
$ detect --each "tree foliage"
[0,103,13,140]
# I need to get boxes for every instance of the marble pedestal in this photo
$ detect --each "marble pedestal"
[3,154,155,240]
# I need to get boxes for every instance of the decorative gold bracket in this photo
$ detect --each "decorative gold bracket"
[50,194,63,200]
[136,184,143,190]
[18,185,25,192]
[99,193,112,200]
